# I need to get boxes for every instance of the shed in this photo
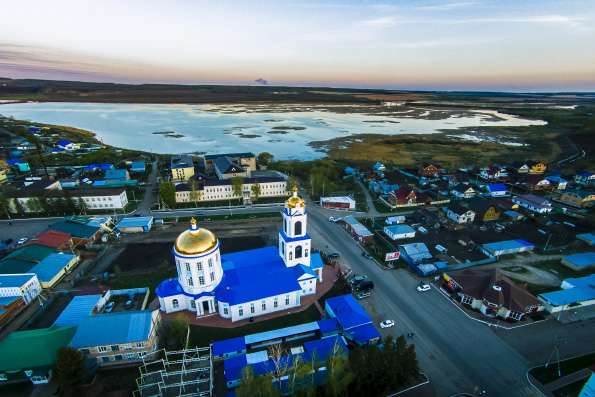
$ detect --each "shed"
[341,216,373,243]
[116,217,154,233]
[130,161,146,173]
[561,253,595,271]
[399,243,432,265]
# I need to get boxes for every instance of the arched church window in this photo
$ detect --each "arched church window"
[172,299,179,309]
[295,245,303,259]
[289,252,293,260]
[305,248,309,257]
[294,221,302,235]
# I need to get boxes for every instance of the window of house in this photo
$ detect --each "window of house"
[199,276,205,285]
[250,303,255,313]
[188,277,193,286]
[210,272,215,282]
[261,301,266,311]
[111,345,120,352]
[238,307,244,317]
[285,295,290,305]
[274,298,278,308]
[223,307,229,315]
[98,346,108,353]
[172,299,179,309]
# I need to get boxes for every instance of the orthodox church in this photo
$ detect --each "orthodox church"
[156,188,323,322]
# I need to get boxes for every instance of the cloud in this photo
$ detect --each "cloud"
[360,16,398,28]
[416,1,480,11]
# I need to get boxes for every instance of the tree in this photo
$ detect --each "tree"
[324,341,353,397]
[251,183,261,203]
[13,197,25,216]
[26,197,43,214]
[0,192,10,219]
[77,195,88,215]
[236,366,280,397]
[257,152,274,166]
[159,181,177,209]
[231,176,244,202]
[53,347,85,397]
[63,191,76,215]
[189,180,203,206]
[286,176,298,194]
[162,313,189,350]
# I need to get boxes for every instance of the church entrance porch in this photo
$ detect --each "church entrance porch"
[195,297,217,317]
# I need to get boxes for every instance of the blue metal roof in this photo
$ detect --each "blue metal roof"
[579,372,595,397]
[325,294,372,330]
[384,224,415,235]
[57,139,72,147]
[29,253,76,283]
[49,221,99,239]
[53,294,101,327]
[487,183,507,192]
[310,252,324,270]
[212,337,246,357]
[482,239,534,252]
[563,253,595,269]
[130,161,146,171]
[564,274,595,289]
[577,233,595,245]
[0,296,21,307]
[346,323,382,345]
[540,287,595,306]
[214,246,305,305]
[244,321,319,345]
[70,310,155,348]
[116,217,153,229]
[0,274,36,288]
[317,318,340,334]
[105,168,128,180]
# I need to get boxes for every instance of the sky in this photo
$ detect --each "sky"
[1,0,594,91]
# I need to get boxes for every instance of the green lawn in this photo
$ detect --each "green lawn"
[107,267,176,300]
[189,305,320,347]
[534,260,591,281]
[530,352,595,384]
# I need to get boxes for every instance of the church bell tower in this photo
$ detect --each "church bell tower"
[279,186,311,268]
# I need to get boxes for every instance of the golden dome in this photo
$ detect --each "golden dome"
[174,218,218,255]
[286,186,305,209]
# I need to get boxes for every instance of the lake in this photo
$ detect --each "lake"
[0,102,546,160]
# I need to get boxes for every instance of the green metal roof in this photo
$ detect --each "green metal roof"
[5,244,57,263]
[0,257,36,274]
[0,326,76,372]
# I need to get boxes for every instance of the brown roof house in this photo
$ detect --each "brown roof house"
[443,268,542,321]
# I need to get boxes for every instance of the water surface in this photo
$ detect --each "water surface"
[0,102,546,160]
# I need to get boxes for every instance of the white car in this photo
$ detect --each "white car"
[416,283,431,292]
[380,320,395,329]
[328,216,336,222]
[16,237,28,245]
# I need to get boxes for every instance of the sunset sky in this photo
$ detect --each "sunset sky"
[1,0,594,91]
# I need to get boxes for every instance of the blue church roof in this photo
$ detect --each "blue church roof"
[215,246,305,305]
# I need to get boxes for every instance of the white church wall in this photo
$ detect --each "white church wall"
[227,290,301,322]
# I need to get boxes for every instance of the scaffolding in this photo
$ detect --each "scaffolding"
[133,346,213,397]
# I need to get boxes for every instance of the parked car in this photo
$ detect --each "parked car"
[124,300,134,309]
[328,253,340,260]
[354,280,375,292]
[361,251,372,259]
[349,275,368,286]
[16,237,28,245]
[104,302,115,313]
[417,283,431,292]
[328,216,336,222]
[355,291,371,300]
[380,320,395,329]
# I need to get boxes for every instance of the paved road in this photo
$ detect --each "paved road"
[136,159,159,215]
[0,218,61,242]
[305,200,536,397]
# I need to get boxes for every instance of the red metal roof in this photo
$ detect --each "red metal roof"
[28,230,71,249]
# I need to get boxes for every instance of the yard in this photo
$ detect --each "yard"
[530,352,595,384]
